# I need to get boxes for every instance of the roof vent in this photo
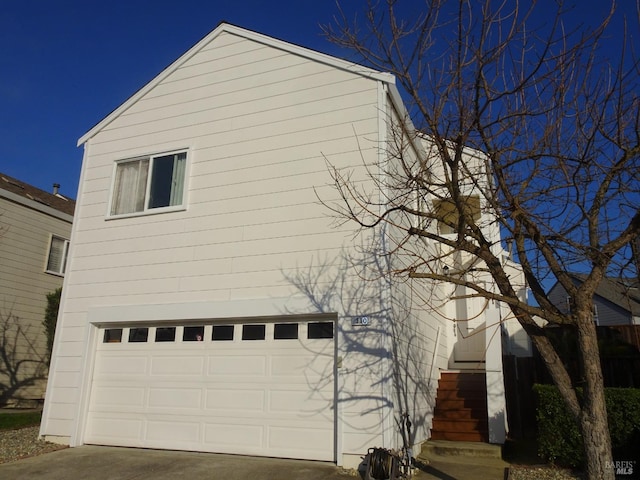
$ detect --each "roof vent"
[53,183,60,195]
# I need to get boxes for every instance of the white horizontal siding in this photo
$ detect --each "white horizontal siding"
[45,30,386,457]
[99,78,376,143]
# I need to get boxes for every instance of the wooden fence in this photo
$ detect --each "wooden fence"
[503,325,640,439]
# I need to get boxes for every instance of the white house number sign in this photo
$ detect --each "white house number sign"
[351,316,371,326]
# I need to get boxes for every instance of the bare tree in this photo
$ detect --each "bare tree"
[322,1,640,478]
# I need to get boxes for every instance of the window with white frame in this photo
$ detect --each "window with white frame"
[46,235,69,275]
[110,150,187,216]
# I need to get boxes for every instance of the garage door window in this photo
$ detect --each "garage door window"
[129,328,149,342]
[155,327,176,342]
[184,326,205,341]
[242,324,265,340]
[308,322,333,339]
[212,325,234,341]
[274,323,298,340]
[103,328,123,343]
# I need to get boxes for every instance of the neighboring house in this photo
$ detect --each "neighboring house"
[0,173,75,407]
[40,23,526,467]
[548,273,640,326]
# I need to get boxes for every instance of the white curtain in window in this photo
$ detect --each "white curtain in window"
[111,159,149,215]
[169,152,187,206]
[47,237,65,273]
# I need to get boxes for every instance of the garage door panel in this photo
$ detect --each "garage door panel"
[205,388,265,411]
[268,424,333,447]
[148,388,203,409]
[146,420,200,443]
[270,354,314,376]
[207,355,267,376]
[86,319,335,461]
[204,423,264,447]
[94,356,148,375]
[151,356,204,375]
[268,389,331,415]
[267,425,334,461]
[86,415,144,443]
[92,386,146,407]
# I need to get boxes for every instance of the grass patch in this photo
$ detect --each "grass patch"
[0,411,42,431]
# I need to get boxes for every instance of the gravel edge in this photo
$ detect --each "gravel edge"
[507,465,584,479]
[0,426,67,465]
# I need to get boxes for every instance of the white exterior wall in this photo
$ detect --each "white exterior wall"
[40,27,406,467]
[501,258,531,357]
[382,100,449,452]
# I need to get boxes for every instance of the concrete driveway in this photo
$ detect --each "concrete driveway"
[0,445,357,480]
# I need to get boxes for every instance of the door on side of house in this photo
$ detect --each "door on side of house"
[85,318,336,462]
[452,284,486,365]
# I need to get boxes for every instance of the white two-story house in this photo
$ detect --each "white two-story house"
[40,22,525,468]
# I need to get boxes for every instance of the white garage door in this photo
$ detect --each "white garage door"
[85,319,335,461]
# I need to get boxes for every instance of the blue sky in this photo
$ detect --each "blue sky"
[1,1,634,199]
[1,0,357,198]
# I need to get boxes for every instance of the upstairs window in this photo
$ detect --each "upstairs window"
[110,151,187,216]
[46,235,69,275]
[433,196,481,235]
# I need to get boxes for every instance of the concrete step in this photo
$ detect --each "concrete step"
[419,439,503,461]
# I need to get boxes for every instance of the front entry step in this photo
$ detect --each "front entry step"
[417,439,508,473]
[430,372,488,442]
[419,439,503,460]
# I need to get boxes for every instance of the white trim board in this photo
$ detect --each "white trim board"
[87,297,335,325]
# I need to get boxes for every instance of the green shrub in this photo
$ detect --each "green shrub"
[534,384,640,467]
[534,384,583,467]
[43,288,62,361]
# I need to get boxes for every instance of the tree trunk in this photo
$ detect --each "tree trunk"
[576,316,614,480]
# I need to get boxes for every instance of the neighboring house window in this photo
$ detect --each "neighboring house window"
[46,235,69,275]
[566,296,573,313]
[566,296,599,324]
[110,151,187,216]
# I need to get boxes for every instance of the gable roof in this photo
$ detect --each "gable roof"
[77,22,397,147]
[569,273,640,316]
[0,172,75,217]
